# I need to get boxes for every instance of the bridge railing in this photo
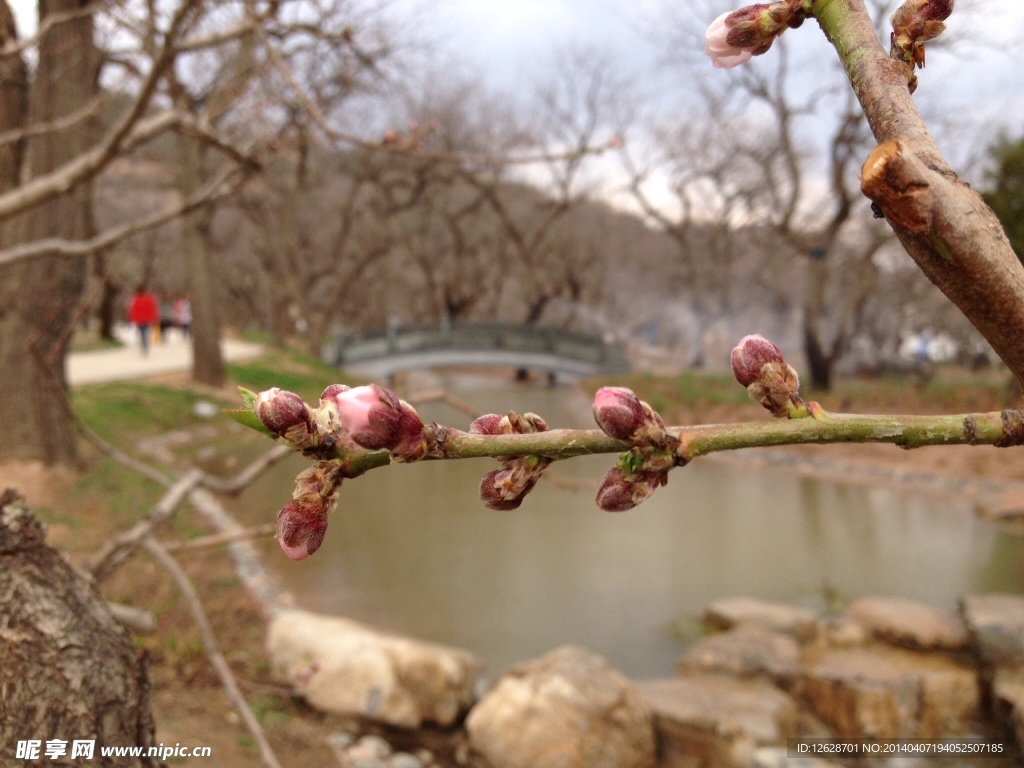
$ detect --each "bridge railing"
[327,322,630,373]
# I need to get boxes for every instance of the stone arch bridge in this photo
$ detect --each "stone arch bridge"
[325,322,630,381]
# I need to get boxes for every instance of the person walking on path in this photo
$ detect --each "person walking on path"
[158,294,175,343]
[128,284,159,355]
[173,293,192,339]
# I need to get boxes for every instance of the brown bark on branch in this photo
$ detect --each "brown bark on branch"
[812,0,1024,383]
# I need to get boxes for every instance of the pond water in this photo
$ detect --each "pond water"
[220,375,1024,679]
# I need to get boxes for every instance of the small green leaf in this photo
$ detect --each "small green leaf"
[237,386,259,411]
[617,449,644,474]
[224,408,274,437]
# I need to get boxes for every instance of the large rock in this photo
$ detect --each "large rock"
[961,594,1024,668]
[992,670,1024,756]
[678,625,801,686]
[817,616,868,649]
[637,674,800,768]
[704,597,818,643]
[267,609,479,728]
[845,596,969,651]
[466,645,655,768]
[802,646,980,739]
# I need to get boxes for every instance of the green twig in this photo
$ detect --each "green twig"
[332,407,1024,478]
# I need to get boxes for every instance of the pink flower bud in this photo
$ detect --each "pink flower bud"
[478,461,547,511]
[320,383,351,402]
[731,334,806,418]
[472,409,553,510]
[595,467,636,512]
[595,468,666,512]
[470,414,505,435]
[255,388,311,436]
[730,334,785,387]
[923,0,954,20]
[276,500,329,561]
[479,468,527,510]
[593,387,649,441]
[277,461,343,561]
[705,11,755,69]
[330,385,384,436]
[705,3,804,69]
[326,384,425,457]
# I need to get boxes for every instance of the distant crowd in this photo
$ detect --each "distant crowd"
[127,284,192,355]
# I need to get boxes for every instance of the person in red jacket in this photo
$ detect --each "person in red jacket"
[127,283,160,355]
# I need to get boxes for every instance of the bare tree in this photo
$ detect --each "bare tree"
[437,50,630,328]
[0,0,401,460]
[0,0,100,463]
[629,3,893,387]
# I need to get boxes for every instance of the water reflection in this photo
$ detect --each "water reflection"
[224,376,1024,678]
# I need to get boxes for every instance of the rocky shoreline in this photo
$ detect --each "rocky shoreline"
[266,593,1024,768]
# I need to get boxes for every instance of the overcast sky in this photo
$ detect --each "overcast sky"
[417,0,1024,112]
[9,0,1021,122]
[8,0,1024,174]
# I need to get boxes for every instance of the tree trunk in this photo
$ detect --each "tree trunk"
[177,132,225,387]
[802,316,833,392]
[0,0,99,463]
[802,253,833,392]
[93,253,119,341]
[0,490,161,767]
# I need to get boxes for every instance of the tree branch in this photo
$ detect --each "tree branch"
[163,523,277,553]
[0,0,199,222]
[0,95,103,150]
[0,158,250,266]
[811,0,1024,384]
[311,407,1024,479]
[85,470,204,582]
[143,538,284,768]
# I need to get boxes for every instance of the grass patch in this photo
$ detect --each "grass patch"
[251,694,298,729]
[228,348,353,403]
[72,382,231,444]
[74,456,164,519]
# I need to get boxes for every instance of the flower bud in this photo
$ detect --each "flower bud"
[474,412,552,510]
[705,10,756,69]
[592,387,649,441]
[508,411,549,434]
[731,334,786,387]
[748,361,804,418]
[276,460,343,561]
[595,467,636,512]
[470,413,505,435]
[891,0,954,68]
[479,465,544,511]
[704,2,803,69]
[325,384,426,460]
[595,467,666,512]
[731,334,806,418]
[592,387,669,452]
[320,383,351,402]
[276,499,329,561]
[255,388,312,436]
